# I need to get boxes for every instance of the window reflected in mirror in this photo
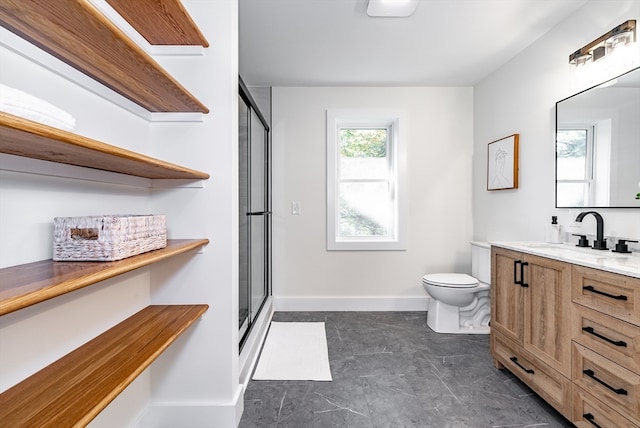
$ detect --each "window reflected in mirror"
[557,128,593,207]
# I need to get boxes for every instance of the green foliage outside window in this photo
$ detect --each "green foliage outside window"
[340,129,387,158]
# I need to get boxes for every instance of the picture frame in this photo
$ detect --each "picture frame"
[487,134,519,191]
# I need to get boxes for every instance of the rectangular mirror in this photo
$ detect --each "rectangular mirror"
[555,66,640,208]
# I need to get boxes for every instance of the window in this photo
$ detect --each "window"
[556,126,594,207]
[327,110,406,250]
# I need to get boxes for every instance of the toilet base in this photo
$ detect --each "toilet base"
[427,297,490,335]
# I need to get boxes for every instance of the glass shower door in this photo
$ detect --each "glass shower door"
[248,109,268,325]
[249,109,271,322]
[239,98,250,339]
[239,81,270,347]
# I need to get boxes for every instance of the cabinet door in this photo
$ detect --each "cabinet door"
[523,254,572,376]
[491,247,523,344]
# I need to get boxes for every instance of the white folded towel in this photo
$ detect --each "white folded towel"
[0,84,76,131]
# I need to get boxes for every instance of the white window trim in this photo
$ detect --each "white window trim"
[326,109,407,251]
[557,124,596,206]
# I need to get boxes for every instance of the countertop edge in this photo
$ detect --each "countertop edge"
[490,241,640,279]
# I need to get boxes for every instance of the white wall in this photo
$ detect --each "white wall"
[473,0,640,244]
[0,1,241,426]
[272,87,473,310]
[144,1,242,426]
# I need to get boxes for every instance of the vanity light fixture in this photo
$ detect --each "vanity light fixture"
[367,0,419,17]
[569,20,636,67]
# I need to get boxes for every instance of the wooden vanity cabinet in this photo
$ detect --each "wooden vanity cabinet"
[491,246,573,418]
[491,247,572,375]
[492,245,640,427]
[571,265,640,428]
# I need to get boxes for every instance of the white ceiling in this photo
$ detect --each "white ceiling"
[239,0,588,87]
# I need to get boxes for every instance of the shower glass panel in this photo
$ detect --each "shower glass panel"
[239,79,271,348]
[250,109,267,323]
[238,97,250,339]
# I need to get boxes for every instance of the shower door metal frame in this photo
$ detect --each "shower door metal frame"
[239,77,271,349]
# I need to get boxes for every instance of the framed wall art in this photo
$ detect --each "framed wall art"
[487,134,519,191]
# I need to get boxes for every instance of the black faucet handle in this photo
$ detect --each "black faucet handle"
[592,239,608,250]
[612,239,638,254]
[572,234,590,248]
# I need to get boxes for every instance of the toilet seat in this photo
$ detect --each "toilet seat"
[422,273,478,288]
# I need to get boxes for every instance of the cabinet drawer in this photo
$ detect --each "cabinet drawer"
[573,304,640,375]
[494,334,571,417]
[572,385,640,428]
[572,265,640,326]
[573,342,640,424]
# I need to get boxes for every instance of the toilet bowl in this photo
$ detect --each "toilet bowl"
[422,242,491,334]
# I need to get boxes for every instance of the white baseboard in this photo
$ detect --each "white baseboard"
[273,296,430,312]
[134,390,243,428]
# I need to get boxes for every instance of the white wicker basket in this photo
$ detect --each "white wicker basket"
[53,215,167,261]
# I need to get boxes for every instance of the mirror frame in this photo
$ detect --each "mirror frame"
[555,66,640,209]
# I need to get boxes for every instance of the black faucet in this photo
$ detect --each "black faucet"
[575,211,607,250]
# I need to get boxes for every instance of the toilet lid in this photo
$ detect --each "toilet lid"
[422,273,478,288]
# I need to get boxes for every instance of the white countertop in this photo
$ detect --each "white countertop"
[491,241,640,279]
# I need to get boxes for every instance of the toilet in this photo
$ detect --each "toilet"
[422,241,491,334]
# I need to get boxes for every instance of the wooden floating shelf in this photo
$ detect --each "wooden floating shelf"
[0,304,208,427]
[0,0,208,113]
[106,0,209,47]
[0,239,209,316]
[0,112,210,180]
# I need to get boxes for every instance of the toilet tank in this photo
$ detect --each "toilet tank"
[471,241,491,284]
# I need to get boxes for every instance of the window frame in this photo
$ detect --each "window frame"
[326,109,407,251]
[556,124,595,207]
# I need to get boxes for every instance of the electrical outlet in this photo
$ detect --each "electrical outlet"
[291,201,300,215]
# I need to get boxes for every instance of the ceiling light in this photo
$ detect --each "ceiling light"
[367,0,419,17]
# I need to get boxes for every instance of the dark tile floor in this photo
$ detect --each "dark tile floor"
[239,312,573,428]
